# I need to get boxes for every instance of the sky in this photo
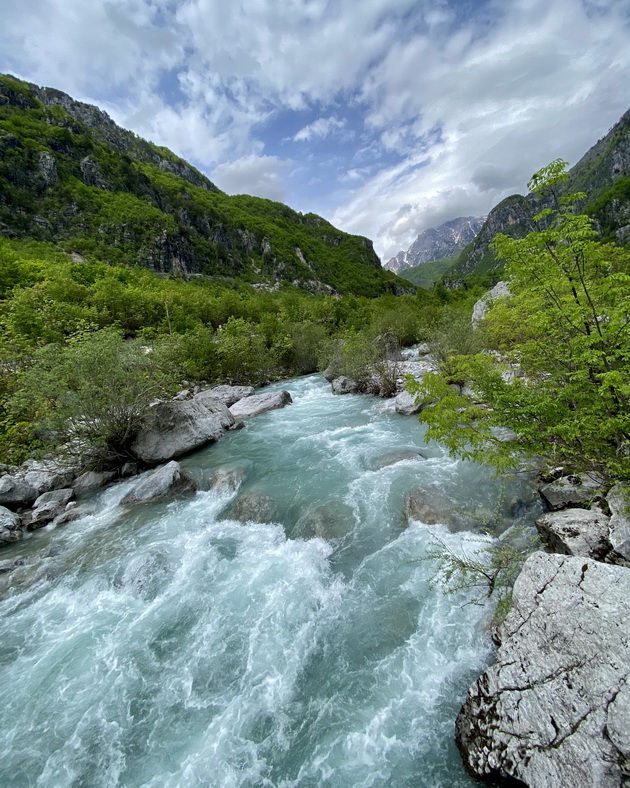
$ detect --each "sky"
[2,0,630,263]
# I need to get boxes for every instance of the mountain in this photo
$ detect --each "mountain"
[385,216,485,274]
[0,74,412,297]
[448,108,630,281]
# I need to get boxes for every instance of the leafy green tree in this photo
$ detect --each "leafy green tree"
[7,328,173,469]
[409,160,630,481]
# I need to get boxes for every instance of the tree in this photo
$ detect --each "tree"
[408,160,630,481]
[7,328,173,470]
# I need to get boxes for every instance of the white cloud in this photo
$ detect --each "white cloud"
[293,117,347,142]
[211,155,293,201]
[1,0,629,263]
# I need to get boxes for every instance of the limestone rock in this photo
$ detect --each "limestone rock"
[120,461,198,505]
[132,399,234,465]
[607,484,630,565]
[539,473,604,511]
[471,281,510,328]
[456,552,630,787]
[393,390,424,414]
[33,488,74,509]
[330,377,360,395]
[0,505,23,545]
[0,475,37,509]
[229,390,292,419]
[196,385,255,407]
[536,507,612,561]
[73,469,118,492]
[51,504,94,527]
[29,489,76,528]
[22,459,75,494]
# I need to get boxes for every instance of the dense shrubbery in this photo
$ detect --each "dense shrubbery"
[0,237,454,464]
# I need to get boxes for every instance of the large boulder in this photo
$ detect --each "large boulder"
[229,390,292,419]
[539,473,604,511]
[0,475,37,509]
[73,470,118,492]
[607,484,630,565]
[368,448,425,470]
[456,552,630,787]
[208,466,248,494]
[21,459,74,494]
[120,461,198,505]
[132,399,234,465]
[28,488,76,529]
[536,507,612,561]
[393,390,424,415]
[0,505,23,545]
[404,488,467,531]
[330,377,360,395]
[195,385,255,407]
[471,281,510,328]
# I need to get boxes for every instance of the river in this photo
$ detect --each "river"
[0,374,542,787]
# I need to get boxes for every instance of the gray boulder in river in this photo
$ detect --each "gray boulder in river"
[132,399,234,465]
[121,461,198,505]
[456,552,630,787]
[229,390,292,419]
[195,385,255,407]
[0,505,23,545]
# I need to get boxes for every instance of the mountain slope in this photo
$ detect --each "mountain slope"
[385,216,485,273]
[0,74,411,297]
[448,108,630,281]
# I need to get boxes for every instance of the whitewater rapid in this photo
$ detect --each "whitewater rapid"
[0,375,541,787]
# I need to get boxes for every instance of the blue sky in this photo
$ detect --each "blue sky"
[2,0,630,262]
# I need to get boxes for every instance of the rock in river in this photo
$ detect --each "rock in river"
[456,552,630,787]
[132,399,234,466]
[229,390,292,419]
[121,461,198,505]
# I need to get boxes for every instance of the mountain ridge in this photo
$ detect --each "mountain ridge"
[0,74,412,297]
[385,216,485,274]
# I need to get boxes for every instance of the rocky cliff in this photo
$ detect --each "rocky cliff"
[0,74,411,297]
[385,216,485,273]
[448,108,630,280]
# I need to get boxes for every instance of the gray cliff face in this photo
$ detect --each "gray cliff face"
[385,216,485,273]
[450,107,630,279]
[456,552,630,787]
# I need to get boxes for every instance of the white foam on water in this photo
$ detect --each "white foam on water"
[0,375,534,787]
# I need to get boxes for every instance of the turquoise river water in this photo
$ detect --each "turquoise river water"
[0,374,542,787]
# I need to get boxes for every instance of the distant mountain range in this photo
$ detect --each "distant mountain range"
[0,74,412,297]
[385,216,486,273]
[447,108,630,282]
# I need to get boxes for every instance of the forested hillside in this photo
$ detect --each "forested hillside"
[0,75,410,297]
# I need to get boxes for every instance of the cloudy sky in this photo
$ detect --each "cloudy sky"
[2,0,629,262]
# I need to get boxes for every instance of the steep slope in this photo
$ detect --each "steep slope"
[448,108,630,280]
[0,74,411,297]
[385,216,485,273]
[397,253,459,289]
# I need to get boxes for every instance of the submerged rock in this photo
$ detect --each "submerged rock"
[368,448,425,470]
[293,502,354,540]
[229,390,292,419]
[51,504,94,527]
[456,552,630,787]
[404,488,469,531]
[208,466,248,494]
[121,461,198,505]
[196,385,255,407]
[132,399,234,465]
[230,490,277,523]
